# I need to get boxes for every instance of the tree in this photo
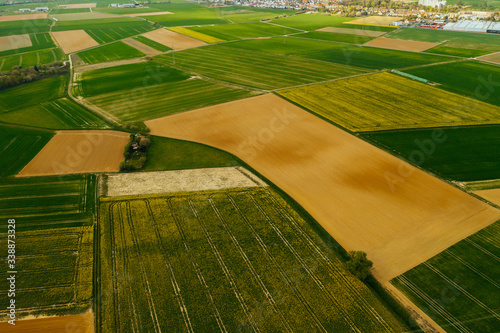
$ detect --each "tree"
[346,251,373,280]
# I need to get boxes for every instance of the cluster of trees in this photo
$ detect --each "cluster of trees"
[346,250,373,280]
[120,123,152,172]
[0,61,68,91]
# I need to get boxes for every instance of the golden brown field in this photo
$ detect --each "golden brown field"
[141,29,206,50]
[364,37,440,52]
[51,30,99,54]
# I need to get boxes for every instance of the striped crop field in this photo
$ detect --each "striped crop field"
[0,175,96,232]
[167,26,225,43]
[277,72,500,132]
[391,221,500,332]
[154,45,371,90]
[0,225,93,316]
[77,41,145,65]
[0,125,54,177]
[98,187,408,332]
[40,98,110,129]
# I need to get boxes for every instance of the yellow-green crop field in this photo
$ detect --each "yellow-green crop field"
[167,26,225,43]
[278,72,500,132]
[98,187,407,332]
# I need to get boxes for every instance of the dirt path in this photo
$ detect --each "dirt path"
[145,93,500,282]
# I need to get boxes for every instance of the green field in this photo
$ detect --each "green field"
[154,45,371,90]
[50,8,91,14]
[74,61,258,122]
[0,76,66,112]
[392,221,500,332]
[425,45,491,57]
[216,6,295,23]
[99,187,407,332]
[52,17,156,44]
[295,31,374,44]
[0,32,57,58]
[133,36,172,52]
[0,175,95,231]
[78,41,145,65]
[0,125,54,177]
[278,72,500,132]
[404,61,500,108]
[187,22,300,41]
[362,125,500,181]
[385,28,500,53]
[137,2,228,26]
[0,19,52,36]
[0,48,64,72]
[144,136,240,171]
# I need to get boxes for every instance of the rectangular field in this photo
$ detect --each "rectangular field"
[0,19,52,37]
[0,13,47,22]
[187,22,299,41]
[0,174,95,232]
[18,130,129,177]
[363,37,440,52]
[0,125,54,177]
[77,41,145,64]
[475,188,500,206]
[0,34,31,52]
[145,93,500,282]
[142,29,207,50]
[98,188,407,332]
[0,313,94,333]
[477,52,500,65]
[52,29,99,54]
[345,16,402,26]
[277,72,500,132]
[154,45,371,90]
[0,48,64,72]
[391,221,500,332]
[167,26,224,43]
[122,38,161,56]
[318,26,386,37]
[362,125,500,182]
[294,31,374,44]
[132,35,172,52]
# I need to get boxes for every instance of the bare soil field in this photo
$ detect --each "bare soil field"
[0,13,47,21]
[59,3,97,8]
[364,37,440,52]
[475,188,500,206]
[317,27,385,37]
[18,130,129,177]
[51,30,99,54]
[0,34,31,52]
[477,52,500,65]
[146,93,500,282]
[346,16,402,26]
[51,12,120,21]
[127,11,174,17]
[0,313,94,333]
[74,57,147,73]
[122,37,162,55]
[106,166,267,196]
[141,29,206,50]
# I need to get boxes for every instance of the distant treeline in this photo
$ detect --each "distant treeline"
[0,61,69,91]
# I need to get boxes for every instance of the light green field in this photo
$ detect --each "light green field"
[215,6,295,23]
[278,72,500,132]
[154,45,371,90]
[133,36,172,52]
[78,41,145,65]
[186,22,301,41]
[99,188,408,332]
[392,221,500,332]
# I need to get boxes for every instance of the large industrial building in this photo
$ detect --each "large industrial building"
[443,20,500,33]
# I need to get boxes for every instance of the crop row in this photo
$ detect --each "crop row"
[78,41,145,65]
[99,188,406,332]
[278,72,500,132]
[391,221,500,333]
[85,26,156,44]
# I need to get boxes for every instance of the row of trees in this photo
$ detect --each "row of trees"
[0,61,69,91]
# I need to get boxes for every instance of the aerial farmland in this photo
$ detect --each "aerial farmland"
[0,0,499,332]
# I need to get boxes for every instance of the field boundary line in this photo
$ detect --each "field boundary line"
[261,189,394,330]
[189,199,261,332]
[226,193,329,333]
[208,196,293,332]
[444,250,500,289]
[464,238,500,263]
[162,199,228,333]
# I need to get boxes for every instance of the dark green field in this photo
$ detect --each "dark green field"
[99,187,407,332]
[187,22,298,41]
[0,48,64,72]
[362,125,500,181]
[144,136,240,172]
[133,36,172,52]
[405,61,500,108]
[78,41,145,65]
[0,19,52,36]
[295,31,374,44]
[392,221,500,333]
[0,125,53,177]
[138,2,228,26]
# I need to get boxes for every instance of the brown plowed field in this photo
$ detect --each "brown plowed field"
[0,34,31,52]
[364,37,440,52]
[317,27,385,37]
[0,313,94,333]
[18,130,129,177]
[51,30,99,54]
[59,3,96,8]
[123,37,162,55]
[0,13,47,21]
[475,188,500,206]
[145,93,500,282]
[141,29,206,50]
[478,52,500,65]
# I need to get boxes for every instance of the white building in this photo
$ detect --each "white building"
[19,8,31,13]
[418,0,446,8]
